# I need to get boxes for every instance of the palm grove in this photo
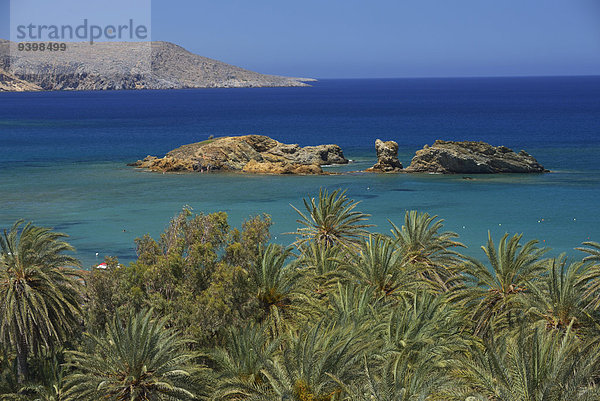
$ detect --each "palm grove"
[2,189,600,400]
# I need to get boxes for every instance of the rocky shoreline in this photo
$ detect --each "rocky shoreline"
[131,135,547,175]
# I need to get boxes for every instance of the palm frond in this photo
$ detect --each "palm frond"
[289,188,372,250]
[63,309,196,400]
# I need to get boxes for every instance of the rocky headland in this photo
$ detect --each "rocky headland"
[404,140,547,174]
[0,39,313,91]
[130,135,348,175]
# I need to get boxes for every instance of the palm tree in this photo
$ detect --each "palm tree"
[259,320,369,401]
[249,244,303,324]
[295,241,345,295]
[449,325,600,401]
[327,283,387,329]
[290,188,372,249]
[247,243,315,339]
[63,309,196,401]
[369,292,471,401]
[526,255,595,332]
[382,292,471,365]
[390,211,465,290]
[344,235,408,297]
[0,220,82,382]
[204,323,279,400]
[293,243,352,323]
[450,232,547,335]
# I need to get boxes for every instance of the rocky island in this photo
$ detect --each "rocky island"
[130,135,348,175]
[132,136,547,176]
[404,140,547,174]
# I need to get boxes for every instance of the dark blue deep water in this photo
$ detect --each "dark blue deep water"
[1,77,599,266]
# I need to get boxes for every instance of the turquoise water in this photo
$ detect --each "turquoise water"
[1,78,599,266]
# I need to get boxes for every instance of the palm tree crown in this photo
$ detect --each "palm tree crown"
[452,232,547,335]
[0,220,82,382]
[527,255,593,332]
[291,188,372,249]
[63,309,196,401]
[390,210,465,268]
[250,244,299,315]
[345,235,405,297]
[205,323,279,400]
[261,320,369,401]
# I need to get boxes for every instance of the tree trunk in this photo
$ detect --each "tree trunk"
[15,334,28,383]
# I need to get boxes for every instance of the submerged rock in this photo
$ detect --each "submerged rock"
[366,139,403,173]
[130,135,348,175]
[404,140,547,174]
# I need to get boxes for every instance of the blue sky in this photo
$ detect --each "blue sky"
[2,0,600,78]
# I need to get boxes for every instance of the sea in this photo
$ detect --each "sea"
[1,77,599,267]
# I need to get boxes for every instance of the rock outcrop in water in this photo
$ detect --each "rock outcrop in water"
[366,139,403,172]
[0,39,313,91]
[130,135,348,175]
[404,140,547,174]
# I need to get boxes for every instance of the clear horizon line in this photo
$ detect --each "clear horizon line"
[300,73,600,81]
